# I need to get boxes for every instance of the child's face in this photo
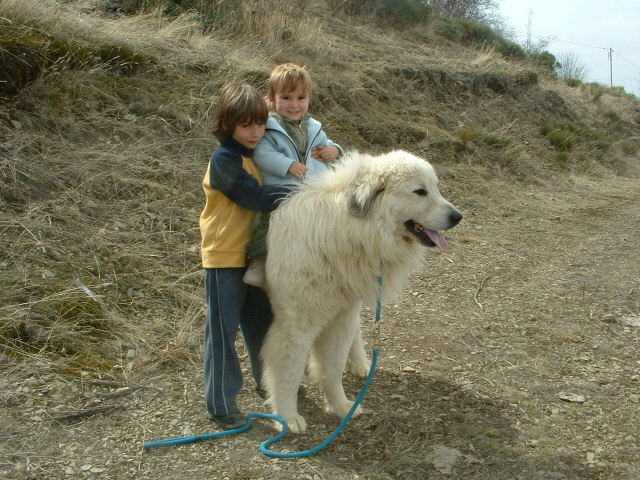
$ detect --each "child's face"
[274,85,309,121]
[231,121,266,149]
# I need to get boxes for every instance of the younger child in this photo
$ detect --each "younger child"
[200,82,289,430]
[244,63,344,286]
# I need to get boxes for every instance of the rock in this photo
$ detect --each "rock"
[557,392,585,403]
[426,445,462,474]
[621,315,640,327]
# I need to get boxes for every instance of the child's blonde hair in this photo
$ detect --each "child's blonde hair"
[213,82,269,142]
[266,63,312,110]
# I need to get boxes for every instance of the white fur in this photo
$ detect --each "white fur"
[262,150,462,433]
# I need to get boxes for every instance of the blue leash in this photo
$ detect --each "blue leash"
[144,276,384,458]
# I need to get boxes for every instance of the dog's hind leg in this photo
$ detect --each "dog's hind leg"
[310,303,364,418]
[261,320,315,433]
[345,302,370,377]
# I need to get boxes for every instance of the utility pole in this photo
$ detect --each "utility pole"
[525,9,533,53]
[608,48,613,87]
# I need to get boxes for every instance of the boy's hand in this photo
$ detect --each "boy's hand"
[288,161,308,180]
[311,145,339,162]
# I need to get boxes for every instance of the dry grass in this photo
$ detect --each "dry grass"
[2,0,638,376]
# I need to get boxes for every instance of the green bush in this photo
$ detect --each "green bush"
[547,129,574,151]
[451,19,526,59]
[496,39,526,59]
[602,106,621,123]
[564,78,582,87]
[582,82,606,101]
[539,121,575,151]
[528,51,557,71]
[455,125,477,147]
[554,151,569,166]
[483,133,512,148]
[433,18,462,42]
[587,129,611,150]
[329,0,434,26]
[456,125,512,150]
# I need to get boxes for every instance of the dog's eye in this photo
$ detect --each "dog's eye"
[413,189,428,196]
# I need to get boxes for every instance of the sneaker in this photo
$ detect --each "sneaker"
[243,259,265,287]
[209,412,247,430]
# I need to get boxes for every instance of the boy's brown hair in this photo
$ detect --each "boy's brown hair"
[213,82,269,142]
[266,63,312,110]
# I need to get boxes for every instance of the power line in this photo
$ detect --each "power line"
[510,29,608,51]
[612,50,640,72]
[510,28,639,91]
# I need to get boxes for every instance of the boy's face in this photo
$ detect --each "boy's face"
[273,85,309,121]
[231,121,266,149]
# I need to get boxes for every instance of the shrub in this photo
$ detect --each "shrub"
[602,106,621,123]
[433,18,462,42]
[547,129,574,151]
[329,0,434,26]
[527,51,557,71]
[455,19,525,59]
[554,151,569,166]
[456,125,478,147]
[587,129,611,151]
[482,133,512,148]
[582,82,606,102]
[565,78,582,88]
[539,121,575,151]
[456,125,512,150]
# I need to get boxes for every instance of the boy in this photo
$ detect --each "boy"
[200,82,289,429]
[244,63,344,286]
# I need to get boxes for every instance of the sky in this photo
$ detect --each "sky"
[497,0,640,96]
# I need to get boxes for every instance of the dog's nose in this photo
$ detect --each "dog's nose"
[449,209,463,226]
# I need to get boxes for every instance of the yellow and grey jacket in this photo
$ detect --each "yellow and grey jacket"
[199,137,289,268]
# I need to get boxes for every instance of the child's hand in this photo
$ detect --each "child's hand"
[311,145,339,162]
[288,161,308,180]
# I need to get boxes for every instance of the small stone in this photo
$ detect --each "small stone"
[601,313,616,323]
[558,392,585,403]
[426,445,462,474]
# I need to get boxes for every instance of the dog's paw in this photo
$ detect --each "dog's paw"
[346,359,370,378]
[276,413,307,434]
[326,400,363,418]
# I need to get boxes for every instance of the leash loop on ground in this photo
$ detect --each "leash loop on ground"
[143,276,384,457]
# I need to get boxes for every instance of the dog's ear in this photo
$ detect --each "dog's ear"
[347,176,385,217]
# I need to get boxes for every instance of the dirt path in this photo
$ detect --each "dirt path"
[2,171,639,480]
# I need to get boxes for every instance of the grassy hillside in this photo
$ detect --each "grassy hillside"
[1,0,638,420]
[1,1,639,478]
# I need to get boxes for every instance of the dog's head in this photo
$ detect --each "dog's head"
[347,150,462,251]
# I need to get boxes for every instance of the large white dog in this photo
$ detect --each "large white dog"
[261,150,462,433]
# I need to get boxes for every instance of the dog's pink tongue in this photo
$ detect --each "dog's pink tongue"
[426,230,448,252]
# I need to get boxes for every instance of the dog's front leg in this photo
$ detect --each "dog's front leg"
[261,321,313,433]
[310,307,364,418]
